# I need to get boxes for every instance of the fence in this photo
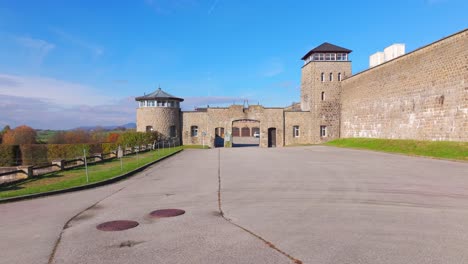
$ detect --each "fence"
[0,139,180,185]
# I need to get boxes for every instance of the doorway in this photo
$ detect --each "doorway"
[214,127,225,147]
[268,128,276,148]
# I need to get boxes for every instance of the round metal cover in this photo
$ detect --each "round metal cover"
[96,220,139,231]
[150,209,185,218]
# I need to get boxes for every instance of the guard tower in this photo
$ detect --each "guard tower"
[135,87,184,142]
[300,42,352,142]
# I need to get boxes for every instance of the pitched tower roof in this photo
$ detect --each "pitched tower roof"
[135,87,184,102]
[301,42,352,60]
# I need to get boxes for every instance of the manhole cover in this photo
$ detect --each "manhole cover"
[96,220,139,231]
[150,209,185,218]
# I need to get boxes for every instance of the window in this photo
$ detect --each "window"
[170,126,176,137]
[232,127,240,137]
[146,126,153,132]
[321,72,325,82]
[162,101,167,107]
[320,126,327,137]
[337,53,348,61]
[321,92,325,101]
[338,73,342,81]
[191,126,198,137]
[293,126,300,138]
[329,73,333,81]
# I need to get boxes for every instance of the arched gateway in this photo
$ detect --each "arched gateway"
[232,119,260,147]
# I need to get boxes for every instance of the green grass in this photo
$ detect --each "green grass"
[0,147,182,199]
[36,130,61,143]
[326,138,468,161]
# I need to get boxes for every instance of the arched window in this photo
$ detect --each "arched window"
[321,72,325,82]
[191,126,198,137]
[321,92,325,101]
[338,72,342,81]
[329,73,333,81]
[146,126,153,132]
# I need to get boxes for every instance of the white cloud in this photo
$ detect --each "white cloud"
[208,0,220,14]
[51,28,103,57]
[261,58,284,77]
[182,96,249,110]
[0,73,114,106]
[144,0,198,14]
[15,36,55,64]
[0,94,135,130]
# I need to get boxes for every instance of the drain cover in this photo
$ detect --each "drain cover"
[97,220,139,231]
[150,209,185,218]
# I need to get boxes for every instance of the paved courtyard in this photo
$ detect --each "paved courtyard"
[1,146,468,264]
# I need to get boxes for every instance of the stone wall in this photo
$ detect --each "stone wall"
[136,107,181,140]
[182,105,285,147]
[340,30,467,141]
[284,111,312,145]
[301,60,352,143]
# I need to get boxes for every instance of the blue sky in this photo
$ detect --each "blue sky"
[0,0,466,129]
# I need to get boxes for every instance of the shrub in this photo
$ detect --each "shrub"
[20,144,48,165]
[0,145,20,166]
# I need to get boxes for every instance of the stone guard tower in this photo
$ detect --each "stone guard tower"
[135,88,184,143]
[300,42,352,143]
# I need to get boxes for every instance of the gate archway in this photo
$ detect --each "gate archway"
[231,119,260,147]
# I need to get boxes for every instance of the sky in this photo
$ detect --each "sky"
[0,0,466,130]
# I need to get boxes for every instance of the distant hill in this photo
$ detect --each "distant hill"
[72,122,136,131]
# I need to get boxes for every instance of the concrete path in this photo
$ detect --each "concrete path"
[1,147,468,264]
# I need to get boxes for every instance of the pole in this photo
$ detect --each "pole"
[84,149,89,183]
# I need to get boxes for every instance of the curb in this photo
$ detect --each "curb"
[0,149,183,204]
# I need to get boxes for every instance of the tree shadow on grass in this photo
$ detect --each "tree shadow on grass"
[0,171,65,193]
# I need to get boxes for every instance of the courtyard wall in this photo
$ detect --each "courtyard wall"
[340,29,467,141]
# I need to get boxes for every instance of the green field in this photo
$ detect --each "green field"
[326,138,468,161]
[0,147,183,199]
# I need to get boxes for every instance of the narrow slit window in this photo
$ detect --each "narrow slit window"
[338,72,342,81]
[321,72,325,82]
[329,73,333,82]
[321,92,325,101]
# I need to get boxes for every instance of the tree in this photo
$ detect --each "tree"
[107,133,120,143]
[2,125,37,145]
[0,125,11,144]
[63,129,91,144]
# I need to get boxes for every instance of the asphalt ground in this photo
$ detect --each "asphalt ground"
[1,146,467,264]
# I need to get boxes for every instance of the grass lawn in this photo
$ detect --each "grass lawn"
[326,138,468,161]
[0,146,183,199]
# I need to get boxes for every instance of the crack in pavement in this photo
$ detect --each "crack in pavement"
[216,149,303,264]
[48,156,174,264]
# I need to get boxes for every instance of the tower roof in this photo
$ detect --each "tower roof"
[301,42,352,60]
[135,87,184,102]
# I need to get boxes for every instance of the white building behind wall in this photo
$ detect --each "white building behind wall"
[370,43,406,68]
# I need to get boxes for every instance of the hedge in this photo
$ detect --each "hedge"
[0,132,160,166]
[0,145,20,166]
